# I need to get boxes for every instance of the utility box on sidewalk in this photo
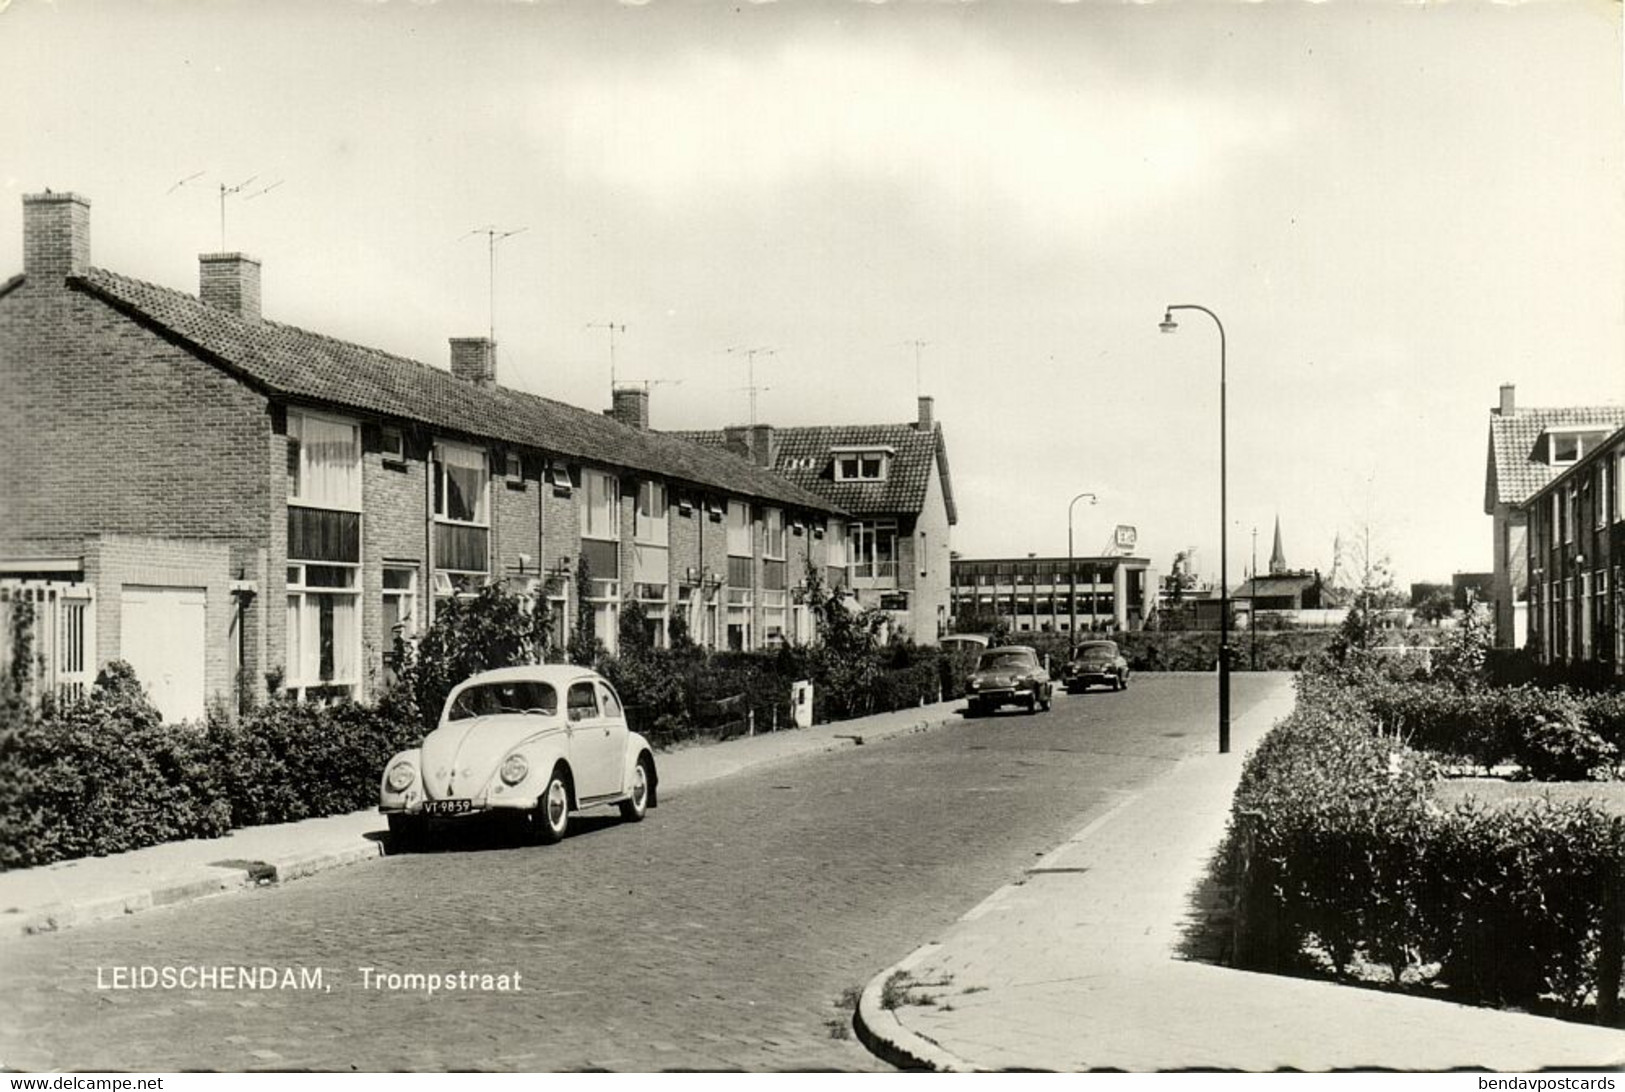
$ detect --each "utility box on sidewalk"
[791,680,813,728]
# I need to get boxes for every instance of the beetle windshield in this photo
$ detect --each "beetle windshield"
[449,681,559,720]
[1077,642,1118,657]
[977,651,1035,671]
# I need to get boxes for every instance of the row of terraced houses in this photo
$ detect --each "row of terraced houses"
[1483,382,1625,678]
[0,192,957,722]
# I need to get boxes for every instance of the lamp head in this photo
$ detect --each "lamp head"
[1159,310,1179,334]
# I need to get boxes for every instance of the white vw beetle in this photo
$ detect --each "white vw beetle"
[380,664,657,848]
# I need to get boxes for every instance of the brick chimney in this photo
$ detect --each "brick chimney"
[611,386,650,430]
[199,253,262,322]
[749,424,775,468]
[916,394,935,431]
[450,337,496,387]
[1497,383,1515,417]
[22,191,90,283]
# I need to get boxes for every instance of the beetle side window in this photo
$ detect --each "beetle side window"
[598,684,624,719]
[567,682,599,722]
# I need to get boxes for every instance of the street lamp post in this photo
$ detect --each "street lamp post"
[1159,304,1230,754]
[1067,492,1098,651]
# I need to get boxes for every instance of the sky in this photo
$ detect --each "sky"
[3,0,1622,591]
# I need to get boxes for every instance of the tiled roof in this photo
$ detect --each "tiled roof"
[69,268,841,515]
[1483,405,1625,513]
[1235,573,1319,598]
[671,423,958,524]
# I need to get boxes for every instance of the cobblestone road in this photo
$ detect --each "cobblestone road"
[0,673,1280,1071]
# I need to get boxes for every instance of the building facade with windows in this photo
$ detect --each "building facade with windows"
[1525,423,1625,677]
[1483,383,1625,649]
[672,399,958,644]
[0,192,844,720]
[949,555,1153,635]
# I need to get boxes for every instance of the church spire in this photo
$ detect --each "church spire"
[1269,515,1287,575]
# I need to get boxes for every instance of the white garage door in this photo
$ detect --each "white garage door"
[120,585,207,723]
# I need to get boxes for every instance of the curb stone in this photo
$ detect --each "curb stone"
[853,943,976,1073]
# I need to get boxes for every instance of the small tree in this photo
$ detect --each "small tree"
[568,556,600,667]
[1414,589,1454,626]
[618,598,654,658]
[392,582,552,735]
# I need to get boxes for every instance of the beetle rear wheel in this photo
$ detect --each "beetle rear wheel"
[534,768,571,844]
[619,756,651,823]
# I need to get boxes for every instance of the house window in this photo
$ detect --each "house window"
[1552,433,1581,465]
[762,589,788,646]
[504,451,525,487]
[434,442,488,525]
[1599,460,1611,529]
[1580,572,1593,658]
[851,521,898,580]
[545,575,569,655]
[727,500,753,557]
[635,481,669,546]
[582,469,620,541]
[1564,486,1575,545]
[835,450,889,481]
[287,411,361,510]
[764,507,785,560]
[825,519,848,569]
[1551,493,1561,547]
[1617,452,1625,524]
[381,565,417,684]
[286,563,360,696]
[379,426,406,464]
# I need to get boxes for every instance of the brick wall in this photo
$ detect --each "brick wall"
[0,283,271,553]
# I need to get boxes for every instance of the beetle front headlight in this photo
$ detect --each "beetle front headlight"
[386,761,416,793]
[500,754,529,786]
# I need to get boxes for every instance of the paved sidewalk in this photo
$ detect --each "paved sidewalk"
[855,680,1625,1072]
[0,698,960,940]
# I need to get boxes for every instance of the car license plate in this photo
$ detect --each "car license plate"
[423,799,473,815]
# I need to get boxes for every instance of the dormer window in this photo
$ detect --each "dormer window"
[1543,427,1609,467]
[833,446,893,482]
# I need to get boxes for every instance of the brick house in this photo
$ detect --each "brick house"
[672,401,958,644]
[0,192,843,720]
[1482,383,1625,649]
[1525,422,1625,677]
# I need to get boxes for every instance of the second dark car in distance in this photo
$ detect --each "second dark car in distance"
[1062,639,1131,693]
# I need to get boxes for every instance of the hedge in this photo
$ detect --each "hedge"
[1227,677,1625,1020]
[0,663,418,871]
[1305,672,1623,780]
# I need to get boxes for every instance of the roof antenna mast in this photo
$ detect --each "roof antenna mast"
[906,339,930,397]
[726,346,776,426]
[587,321,627,392]
[462,225,528,344]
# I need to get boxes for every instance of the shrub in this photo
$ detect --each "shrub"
[1229,674,1625,1017]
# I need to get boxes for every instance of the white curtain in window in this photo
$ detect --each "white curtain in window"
[637,481,668,545]
[727,501,752,556]
[440,443,488,524]
[584,470,619,538]
[330,594,358,682]
[293,414,361,509]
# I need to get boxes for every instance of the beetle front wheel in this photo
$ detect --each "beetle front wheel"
[535,769,572,845]
[619,756,652,823]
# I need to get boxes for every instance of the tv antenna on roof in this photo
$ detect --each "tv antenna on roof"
[218,175,283,251]
[726,346,776,426]
[587,321,626,390]
[904,339,930,396]
[461,225,528,344]
[167,172,281,250]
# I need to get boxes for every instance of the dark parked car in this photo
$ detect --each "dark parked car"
[1062,640,1130,693]
[965,646,1053,715]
